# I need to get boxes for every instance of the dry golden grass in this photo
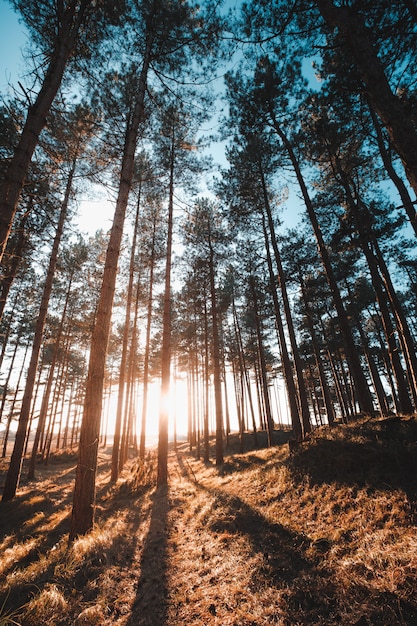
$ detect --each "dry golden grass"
[0,417,416,625]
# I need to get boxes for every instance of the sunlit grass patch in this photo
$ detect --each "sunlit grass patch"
[0,538,39,581]
[73,603,108,625]
[23,584,67,626]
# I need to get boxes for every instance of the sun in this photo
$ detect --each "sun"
[102,376,189,448]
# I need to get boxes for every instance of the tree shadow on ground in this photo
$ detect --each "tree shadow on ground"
[175,445,417,625]
[127,484,169,626]
[0,453,148,623]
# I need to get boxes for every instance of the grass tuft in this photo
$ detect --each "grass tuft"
[0,417,416,624]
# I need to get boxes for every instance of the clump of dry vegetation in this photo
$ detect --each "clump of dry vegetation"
[0,417,416,625]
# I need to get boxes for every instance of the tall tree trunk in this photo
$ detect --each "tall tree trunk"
[300,277,336,425]
[157,129,175,486]
[232,298,259,447]
[2,160,75,501]
[111,191,141,481]
[367,102,417,238]
[139,213,157,460]
[333,159,414,414]
[0,329,22,424]
[0,1,91,264]
[203,299,210,462]
[1,340,30,457]
[0,211,29,324]
[208,232,224,467]
[373,238,417,408]
[261,214,303,440]
[259,160,311,436]
[248,275,275,445]
[28,274,73,479]
[314,0,417,196]
[69,35,153,539]
[270,116,374,415]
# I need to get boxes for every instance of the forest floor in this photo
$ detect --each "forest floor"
[0,416,417,625]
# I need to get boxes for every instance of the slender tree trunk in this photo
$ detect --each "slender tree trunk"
[300,278,336,425]
[0,211,29,324]
[1,340,30,457]
[208,237,224,466]
[373,238,417,408]
[203,299,210,462]
[2,161,74,501]
[111,191,140,481]
[334,161,414,414]
[261,214,303,440]
[157,130,175,486]
[69,35,153,539]
[314,0,417,196]
[259,162,311,436]
[139,214,157,460]
[270,116,374,415]
[0,331,21,423]
[249,275,275,445]
[0,292,19,374]
[28,275,73,478]
[367,103,417,238]
[233,298,259,447]
[0,1,91,263]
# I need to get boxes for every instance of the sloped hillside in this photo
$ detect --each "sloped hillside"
[1,417,416,625]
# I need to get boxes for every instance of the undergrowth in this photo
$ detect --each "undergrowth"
[0,417,416,625]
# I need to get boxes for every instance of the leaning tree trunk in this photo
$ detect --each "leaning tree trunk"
[270,116,374,415]
[314,0,417,197]
[259,160,311,437]
[0,0,91,264]
[2,160,75,501]
[69,34,153,540]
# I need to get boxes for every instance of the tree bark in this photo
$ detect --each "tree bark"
[2,160,74,501]
[157,129,175,486]
[270,116,374,415]
[314,0,417,196]
[0,1,91,264]
[69,33,152,539]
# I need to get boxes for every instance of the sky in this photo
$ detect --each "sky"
[0,0,28,93]
[0,0,305,237]
[0,0,117,234]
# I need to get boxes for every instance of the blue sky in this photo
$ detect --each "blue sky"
[0,0,304,232]
[0,1,29,93]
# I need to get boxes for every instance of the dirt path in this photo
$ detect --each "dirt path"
[122,444,290,626]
